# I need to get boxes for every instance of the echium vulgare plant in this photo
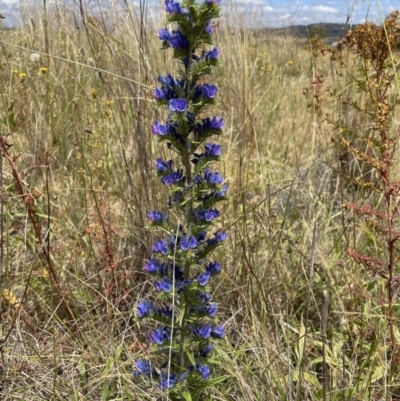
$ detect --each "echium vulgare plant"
[134,1,228,399]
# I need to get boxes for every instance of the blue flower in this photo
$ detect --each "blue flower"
[205,22,213,34]
[198,271,211,286]
[208,302,218,317]
[148,210,168,223]
[206,261,222,274]
[169,98,187,112]
[195,208,220,222]
[191,324,212,339]
[153,87,167,100]
[133,359,154,376]
[152,239,168,254]
[204,143,221,156]
[205,46,220,61]
[165,0,181,13]
[169,31,189,50]
[155,277,172,292]
[196,362,211,380]
[192,302,217,316]
[205,0,222,4]
[143,258,160,273]
[181,235,198,250]
[207,231,228,246]
[150,326,171,344]
[160,372,179,389]
[206,116,224,129]
[202,84,218,99]
[158,73,175,87]
[158,29,172,41]
[211,324,225,338]
[137,300,154,317]
[161,171,183,185]
[151,121,167,136]
[155,158,172,173]
[204,168,224,184]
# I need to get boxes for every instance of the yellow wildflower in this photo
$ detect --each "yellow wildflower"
[2,289,19,306]
[18,72,26,78]
[38,67,47,74]
[288,60,294,65]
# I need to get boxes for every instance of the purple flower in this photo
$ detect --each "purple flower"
[206,261,222,274]
[205,0,222,4]
[211,324,225,338]
[152,239,168,254]
[206,116,224,130]
[150,326,171,344]
[155,277,172,292]
[207,231,228,246]
[161,171,183,185]
[217,185,228,197]
[181,235,198,250]
[202,84,218,99]
[197,363,211,380]
[137,300,154,317]
[148,211,167,223]
[192,302,217,316]
[204,143,221,157]
[191,324,212,339]
[198,271,211,286]
[133,359,154,376]
[165,0,181,13]
[208,302,218,317]
[143,259,160,273]
[169,98,187,112]
[204,169,224,184]
[196,208,220,222]
[158,29,172,41]
[205,22,213,34]
[205,46,220,61]
[158,74,175,87]
[153,87,166,100]
[160,372,178,389]
[169,32,189,50]
[151,121,167,136]
[155,158,172,173]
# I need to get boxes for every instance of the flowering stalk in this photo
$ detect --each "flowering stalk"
[134,0,227,399]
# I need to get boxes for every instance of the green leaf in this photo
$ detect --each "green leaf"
[207,375,230,385]
[182,391,192,401]
[187,350,195,366]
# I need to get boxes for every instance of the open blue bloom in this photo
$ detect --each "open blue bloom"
[160,372,179,389]
[198,271,211,286]
[195,208,220,222]
[207,231,228,246]
[191,324,212,339]
[150,326,171,344]
[155,277,172,292]
[205,46,220,61]
[169,31,189,50]
[158,73,175,87]
[165,0,181,13]
[202,84,218,99]
[205,22,213,34]
[158,29,172,41]
[134,359,154,376]
[161,171,183,185]
[206,116,224,130]
[204,143,221,156]
[155,158,172,173]
[153,87,167,100]
[211,324,225,338]
[137,300,155,317]
[169,98,187,112]
[143,258,160,274]
[204,168,224,184]
[196,362,211,380]
[151,121,167,136]
[152,239,168,254]
[206,261,222,274]
[148,211,168,223]
[181,235,198,250]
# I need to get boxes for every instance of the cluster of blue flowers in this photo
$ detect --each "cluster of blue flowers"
[134,0,226,397]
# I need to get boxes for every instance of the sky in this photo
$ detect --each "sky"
[0,0,396,28]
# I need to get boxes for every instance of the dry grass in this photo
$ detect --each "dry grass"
[0,2,399,400]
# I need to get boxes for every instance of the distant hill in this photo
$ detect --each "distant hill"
[257,23,355,42]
